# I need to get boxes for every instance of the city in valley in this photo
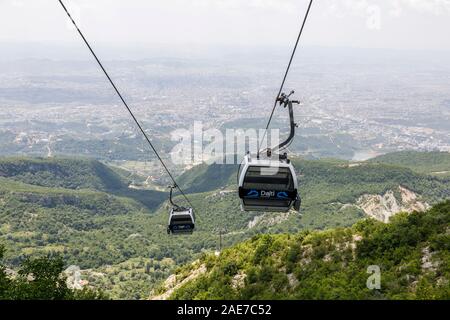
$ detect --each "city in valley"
[1,45,449,185]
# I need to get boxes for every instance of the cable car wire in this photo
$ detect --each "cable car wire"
[257,0,313,157]
[58,0,194,209]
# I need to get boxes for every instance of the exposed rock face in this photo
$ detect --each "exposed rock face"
[64,265,87,290]
[248,212,291,229]
[206,189,234,200]
[150,263,207,300]
[421,247,439,272]
[4,268,17,279]
[357,191,399,222]
[231,272,247,290]
[356,186,430,223]
[287,273,299,288]
[398,186,430,212]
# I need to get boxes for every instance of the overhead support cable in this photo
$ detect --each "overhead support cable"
[58,0,194,209]
[258,0,314,157]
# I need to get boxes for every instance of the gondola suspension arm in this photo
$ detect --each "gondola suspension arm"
[271,91,300,154]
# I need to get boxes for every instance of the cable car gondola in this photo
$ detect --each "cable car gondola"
[238,92,301,212]
[167,186,195,235]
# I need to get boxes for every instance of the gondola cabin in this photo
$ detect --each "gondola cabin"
[167,207,195,235]
[238,154,300,212]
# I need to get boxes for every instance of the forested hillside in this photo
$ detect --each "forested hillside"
[0,152,448,299]
[0,245,104,300]
[369,151,450,175]
[0,157,166,210]
[156,201,450,300]
[178,162,237,194]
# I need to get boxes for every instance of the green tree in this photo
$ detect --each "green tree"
[0,244,105,300]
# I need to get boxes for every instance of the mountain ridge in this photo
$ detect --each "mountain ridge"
[0,157,166,210]
[152,201,450,300]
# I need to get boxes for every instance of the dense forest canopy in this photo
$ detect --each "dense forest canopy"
[0,151,448,299]
[165,201,450,300]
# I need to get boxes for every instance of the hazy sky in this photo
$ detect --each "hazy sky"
[1,0,450,51]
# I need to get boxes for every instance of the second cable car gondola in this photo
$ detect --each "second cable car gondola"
[167,186,195,235]
[238,92,301,212]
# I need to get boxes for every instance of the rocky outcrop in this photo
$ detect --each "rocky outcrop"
[248,212,291,229]
[64,265,89,290]
[150,263,207,300]
[356,186,430,223]
[231,272,247,290]
[421,247,439,272]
